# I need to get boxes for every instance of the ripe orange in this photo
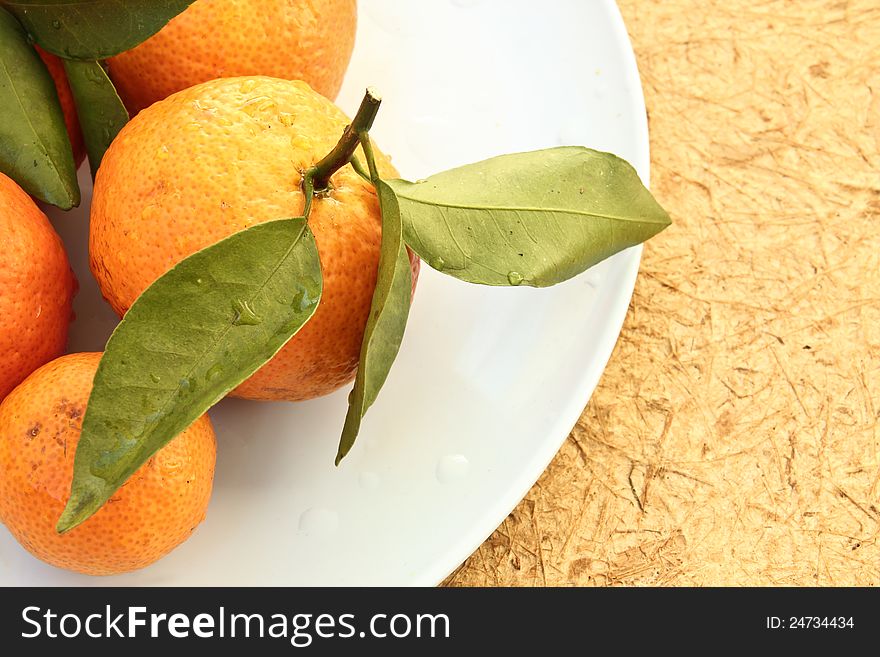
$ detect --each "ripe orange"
[36,47,86,168]
[0,352,216,576]
[108,0,358,115]
[90,76,418,402]
[0,173,77,402]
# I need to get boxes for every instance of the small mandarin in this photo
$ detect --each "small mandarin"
[0,353,216,576]
[0,173,77,402]
[108,0,358,115]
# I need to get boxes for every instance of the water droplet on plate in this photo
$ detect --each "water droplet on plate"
[429,256,445,271]
[436,454,469,484]
[298,507,339,535]
[359,472,380,491]
[507,271,524,286]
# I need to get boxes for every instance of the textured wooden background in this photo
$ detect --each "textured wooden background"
[445,0,880,586]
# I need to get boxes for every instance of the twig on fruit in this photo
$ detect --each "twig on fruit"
[306,87,382,195]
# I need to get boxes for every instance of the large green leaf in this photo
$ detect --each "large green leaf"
[63,59,128,177]
[392,146,671,287]
[2,0,194,59]
[58,218,322,533]
[0,6,78,208]
[336,180,413,464]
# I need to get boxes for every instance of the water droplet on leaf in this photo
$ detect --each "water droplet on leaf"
[430,256,445,271]
[179,377,197,394]
[232,299,261,326]
[507,271,524,286]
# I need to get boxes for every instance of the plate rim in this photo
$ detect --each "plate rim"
[417,0,650,587]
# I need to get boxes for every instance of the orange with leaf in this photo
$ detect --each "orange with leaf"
[89,77,419,403]
[0,353,216,576]
[0,1,670,576]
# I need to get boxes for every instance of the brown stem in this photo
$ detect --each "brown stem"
[307,87,382,194]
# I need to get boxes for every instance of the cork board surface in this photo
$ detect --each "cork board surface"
[445,0,880,586]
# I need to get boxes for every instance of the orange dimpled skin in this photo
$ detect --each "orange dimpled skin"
[0,353,217,576]
[0,174,77,402]
[108,0,358,115]
[90,77,419,402]
[35,47,86,168]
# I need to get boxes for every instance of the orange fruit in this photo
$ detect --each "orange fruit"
[36,47,86,168]
[0,352,216,576]
[0,173,77,402]
[108,0,357,116]
[90,76,419,402]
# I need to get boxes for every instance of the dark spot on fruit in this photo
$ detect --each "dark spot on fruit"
[27,423,41,438]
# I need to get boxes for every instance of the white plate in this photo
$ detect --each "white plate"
[1,0,648,586]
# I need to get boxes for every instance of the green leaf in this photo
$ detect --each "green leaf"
[336,180,412,464]
[63,59,128,177]
[391,146,671,287]
[57,218,323,533]
[2,0,195,60]
[0,6,78,208]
